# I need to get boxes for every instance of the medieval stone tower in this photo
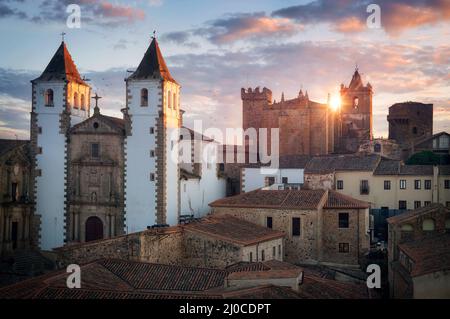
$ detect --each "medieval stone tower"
[31,41,91,250]
[124,38,181,233]
[337,68,373,153]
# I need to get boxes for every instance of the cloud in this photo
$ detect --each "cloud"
[198,12,302,44]
[0,0,27,19]
[160,31,200,48]
[272,0,450,35]
[148,0,162,7]
[24,0,146,27]
[161,12,302,45]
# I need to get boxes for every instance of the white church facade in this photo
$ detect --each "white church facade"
[30,38,226,251]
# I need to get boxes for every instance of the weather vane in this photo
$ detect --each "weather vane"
[61,32,66,42]
[152,30,156,40]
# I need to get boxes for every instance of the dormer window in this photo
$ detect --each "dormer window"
[141,88,148,107]
[45,89,54,106]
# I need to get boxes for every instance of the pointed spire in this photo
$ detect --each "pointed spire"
[349,67,363,89]
[305,90,309,100]
[33,41,86,85]
[298,89,304,98]
[281,92,285,102]
[128,37,177,83]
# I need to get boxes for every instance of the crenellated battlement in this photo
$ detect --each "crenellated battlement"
[241,86,272,102]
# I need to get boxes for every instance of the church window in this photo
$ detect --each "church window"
[149,127,154,134]
[80,94,85,110]
[150,150,155,158]
[91,143,100,158]
[173,92,177,110]
[38,127,42,134]
[374,144,381,153]
[150,173,155,181]
[45,89,54,106]
[93,122,99,129]
[412,127,418,135]
[91,192,97,202]
[141,88,148,106]
[261,249,265,261]
[74,92,79,108]
[353,97,359,109]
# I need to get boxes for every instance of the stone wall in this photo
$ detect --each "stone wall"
[304,173,335,190]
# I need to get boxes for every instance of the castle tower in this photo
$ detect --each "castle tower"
[31,41,91,250]
[337,68,373,153]
[124,38,181,232]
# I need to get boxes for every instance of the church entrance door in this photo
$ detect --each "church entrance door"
[85,217,103,242]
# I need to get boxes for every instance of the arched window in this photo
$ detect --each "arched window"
[45,89,54,106]
[168,90,172,109]
[80,94,85,110]
[422,219,435,231]
[401,224,413,232]
[73,92,79,108]
[353,97,359,109]
[141,88,148,107]
[412,127,418,135]
[173,92,177,110]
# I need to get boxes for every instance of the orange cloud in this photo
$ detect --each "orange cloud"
[99,2,145,22]
[334,17,366,33]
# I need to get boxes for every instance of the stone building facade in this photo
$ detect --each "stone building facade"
[0,140,33,256]
[210,189,370,267]
[387,204,450,298]
[241,68,373,156]
[66,107,126,243]
[388,102,433,147]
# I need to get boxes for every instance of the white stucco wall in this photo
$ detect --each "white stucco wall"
[35,81,89,250]
[242,168,304,192]
[124,80,159,232]
[180,141,226,218]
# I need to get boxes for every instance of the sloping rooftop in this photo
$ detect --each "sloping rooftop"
[373,158,401,175]
[183,215,284,246]
[209,189,369,210]
[305,154,380,174]
[398,233,450,277]
[399,165,433,175]
[127,38,177,83]
[387,204,448,224]
[32,42,86,85]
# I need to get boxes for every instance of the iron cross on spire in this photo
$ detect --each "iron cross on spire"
[152,30,156,40]
[92,93,102,107]
[61,32,66,42]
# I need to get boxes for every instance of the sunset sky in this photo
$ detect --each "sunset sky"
[0,0,449,140]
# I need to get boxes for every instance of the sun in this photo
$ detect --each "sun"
[330,95,341,111]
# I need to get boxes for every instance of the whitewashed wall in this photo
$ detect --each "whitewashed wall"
[242,168,304,192]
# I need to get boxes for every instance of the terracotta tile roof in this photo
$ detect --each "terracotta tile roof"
[297,274,370,299]
[98,259,226,291]
[387,204,447,224]
[209,189,326,209]
[325,191,370,209]
[398,233,450,277]
[374,158,401,175]
[32,42,87,85]
[183,215,284,246]
[399,165,433,175]
[305,154,380,174]
[225,260,300,273]
[210,189,369,210]
[439,165,450,176]
[227,268,303,280]
[128,38,177,84]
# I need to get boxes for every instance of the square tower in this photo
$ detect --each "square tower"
[31,41,90,250]
[124,38,181,233]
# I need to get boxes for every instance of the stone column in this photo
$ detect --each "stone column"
[111,214,116,237]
